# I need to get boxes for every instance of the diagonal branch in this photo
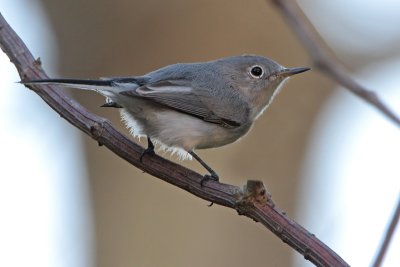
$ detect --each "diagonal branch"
[270,0,400,126]
[0,12,349,267]
[372,197,400,267]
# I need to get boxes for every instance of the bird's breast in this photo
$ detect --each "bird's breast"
[126,109,252,152]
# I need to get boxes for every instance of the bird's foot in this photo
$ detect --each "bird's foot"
[100,101,122,108]
[140,137,156,163]
[200,172,219,187]
[140,147,155,163]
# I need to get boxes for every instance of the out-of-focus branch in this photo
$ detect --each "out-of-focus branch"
[372,197,400,267]
[0,12,349,267]
[270,0,400,126]
[270,1,400,265]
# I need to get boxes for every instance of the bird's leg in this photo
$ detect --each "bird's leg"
[140,136,155,162]
[189,151,219,186]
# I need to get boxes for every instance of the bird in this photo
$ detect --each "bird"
[22,55,309,184]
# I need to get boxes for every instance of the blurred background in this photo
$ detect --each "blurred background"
[0,0,399,266]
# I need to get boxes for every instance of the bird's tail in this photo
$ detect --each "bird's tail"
[23,78,116,93]
[21,78,133,99]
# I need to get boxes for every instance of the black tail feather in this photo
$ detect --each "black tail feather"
[21,78,114,86]
[21,77,146,86]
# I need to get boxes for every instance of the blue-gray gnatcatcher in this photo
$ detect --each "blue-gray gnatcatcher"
[23,55,309,183]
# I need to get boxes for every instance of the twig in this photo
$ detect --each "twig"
[372,197,400,267]
[270,0,400,126]
[0,12,349,267]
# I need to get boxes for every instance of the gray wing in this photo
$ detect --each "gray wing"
[119,80,246,128]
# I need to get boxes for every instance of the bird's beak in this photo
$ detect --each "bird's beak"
[278,67,310,78]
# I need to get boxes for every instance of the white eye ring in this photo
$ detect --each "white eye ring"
[249,65,264,78]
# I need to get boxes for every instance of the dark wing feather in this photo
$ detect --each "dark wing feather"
[119,80,242,128]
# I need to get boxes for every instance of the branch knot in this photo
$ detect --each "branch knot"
[89,120,108,146]
[235,180,273,211]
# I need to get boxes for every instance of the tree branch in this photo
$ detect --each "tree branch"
[372,197,400,267]
[270,0,400,126]
[270,1,400,265]
[0,12,349,267]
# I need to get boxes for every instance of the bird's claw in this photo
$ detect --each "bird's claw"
[200,173,219,187]
[140,147,155,163]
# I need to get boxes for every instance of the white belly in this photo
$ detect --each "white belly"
[120,109,251,159]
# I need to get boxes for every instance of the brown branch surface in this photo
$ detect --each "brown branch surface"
[0,12,349,267]
[271,0,400,127]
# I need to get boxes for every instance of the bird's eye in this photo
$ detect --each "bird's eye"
[250,66,263,78]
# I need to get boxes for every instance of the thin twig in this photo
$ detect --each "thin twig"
[372,197,400,267]
[0,12,349,267]
[270,0,400,126]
